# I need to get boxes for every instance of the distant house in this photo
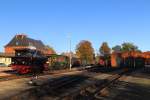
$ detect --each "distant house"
[4,34,55,55]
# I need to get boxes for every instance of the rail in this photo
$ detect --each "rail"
[57,68,130,100]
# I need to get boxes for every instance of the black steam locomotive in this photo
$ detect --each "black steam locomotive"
[11,49,47,74]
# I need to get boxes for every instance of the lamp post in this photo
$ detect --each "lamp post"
[69,38,72,70]
[68,33,72,70]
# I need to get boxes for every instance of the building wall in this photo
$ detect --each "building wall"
[0,57,11,65]
[111,54,118,67]
[5,46,28,54]
[111,53,121,67]
[5,47,14,54]
[5,46,54,55]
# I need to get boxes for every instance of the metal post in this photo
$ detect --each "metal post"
[69,34,72,70]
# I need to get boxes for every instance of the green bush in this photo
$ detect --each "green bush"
[51,61,68,70]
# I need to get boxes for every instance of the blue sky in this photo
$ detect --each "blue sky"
[0,0,149,53]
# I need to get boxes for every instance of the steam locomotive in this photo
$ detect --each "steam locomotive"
[11,48,146,74]
[11,49,47,74]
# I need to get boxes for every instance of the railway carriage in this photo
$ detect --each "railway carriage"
[98,51,145,68]
[121,51,145,68]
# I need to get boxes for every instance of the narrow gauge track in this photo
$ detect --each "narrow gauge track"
[0,66,93,82]
[30,75,89,97]
[57,68,132,100]
[0,69,78,82]
[94,68,135,99]
[8,75,89,100]
[0,74,31,82]
[2,66,128,100]
[94,69,129,99]
[25,67,130,100]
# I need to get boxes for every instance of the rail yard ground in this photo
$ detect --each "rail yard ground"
[0,66,150,100]
[94,67,150,100]
[0,67,13,77]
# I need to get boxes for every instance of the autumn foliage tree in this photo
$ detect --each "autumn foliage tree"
[99,42,111,67]
[76,40,95,65]
[45,45,56,54]
[99,42,111,56]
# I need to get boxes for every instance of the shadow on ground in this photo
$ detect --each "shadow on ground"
[111,81,150,100]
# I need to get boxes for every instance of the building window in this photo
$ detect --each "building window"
[16,42,19,45]
[29,42,32,46]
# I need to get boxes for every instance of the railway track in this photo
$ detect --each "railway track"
[0,66,93,82]
[25,67,130,100]
[1,66,135,100]
[0,74,31,82]
[1,66,126,98]
[0,70,77,82]
[34,75,89,97]
[94,69,133,100]
[57,68,132,100]
[7,74,89,100]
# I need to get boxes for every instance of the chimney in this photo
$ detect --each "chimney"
[16,33,27,39]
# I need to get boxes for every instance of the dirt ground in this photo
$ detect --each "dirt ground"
[0,67,13,77]
[95,67,150,100]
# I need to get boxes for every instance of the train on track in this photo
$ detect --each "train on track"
[98,51,145,68]
[11,48,73,74]
[11,48,146,74]
[11,49,47,74]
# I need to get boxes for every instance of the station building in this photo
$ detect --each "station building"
[4,34,54,55]
[0,34,55,66]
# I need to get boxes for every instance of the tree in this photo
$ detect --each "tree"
[121,42,138,52]
[76,40,95,65]
[45,45,56,54]
[112,45,122,53]
[99,42,111,67]
[99,42,111,56]
[112,43,140,53]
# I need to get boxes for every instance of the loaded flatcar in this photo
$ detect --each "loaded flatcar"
[11,49,47,74]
